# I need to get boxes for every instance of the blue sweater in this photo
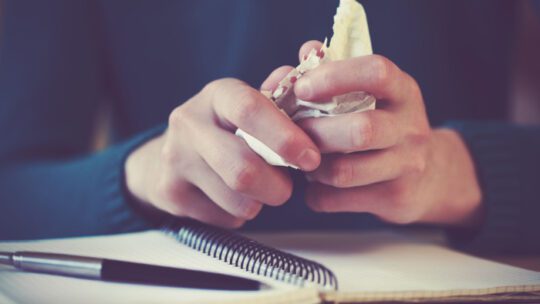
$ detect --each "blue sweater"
[1,0,539,254]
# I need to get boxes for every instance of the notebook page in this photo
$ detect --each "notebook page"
[249,231,540,302]
[0,231,318,304]
[0,291,15,304]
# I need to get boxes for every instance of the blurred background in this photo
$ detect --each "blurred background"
[511,0,540,125]
[0,0,538,151]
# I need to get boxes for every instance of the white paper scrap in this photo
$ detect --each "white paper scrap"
[236,0,375,169]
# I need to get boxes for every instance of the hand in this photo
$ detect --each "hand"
[293,41,483,227]
[125,78,321,228]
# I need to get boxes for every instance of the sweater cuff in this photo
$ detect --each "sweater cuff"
[95,124,169,234]
[444,121,536,254]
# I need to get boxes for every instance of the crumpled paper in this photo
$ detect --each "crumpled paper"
[236,0,375,169]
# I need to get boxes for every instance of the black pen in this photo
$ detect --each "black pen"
[0,251,267,290]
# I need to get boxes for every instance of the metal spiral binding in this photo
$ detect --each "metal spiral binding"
[163,220,338,290]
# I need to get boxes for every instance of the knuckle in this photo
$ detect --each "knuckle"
[368,55,392,89]
[275,65,294,75]
[203,79,222,90]
[410,126,430,146]
[202,78,244,102]
[202,80,219,96]
[407,149,426,174]
[227,219,246,229]
[408,76,423,100]
[202,78,229,95]
[168,107,199,135]
[386,211,419,225]
[168,107,188,128]
[300,40,318,55]
[404,153,426,175]
[235,199,262,220]
[275,183,293,205]
[330,159,354,188]
[230,88,261,125]
[350,115,373,151]
[274,129,298,158]
[267,183,293,207]
[226,158,258,192]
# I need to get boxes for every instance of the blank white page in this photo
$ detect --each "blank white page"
[250,231,540,302]
[0,231,318,304]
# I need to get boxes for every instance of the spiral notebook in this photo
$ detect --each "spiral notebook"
[1,221,540,304]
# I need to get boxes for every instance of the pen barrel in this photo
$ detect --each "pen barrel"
[12,251,102,279]
[101,259,261,290]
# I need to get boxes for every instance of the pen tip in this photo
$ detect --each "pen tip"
[0,252,13,266]
[259,282,274,290]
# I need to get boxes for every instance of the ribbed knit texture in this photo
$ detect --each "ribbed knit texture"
[98,124,169,234]
[446,122,540,254]
[0,125,166,240]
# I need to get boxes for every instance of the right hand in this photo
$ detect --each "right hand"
[125,78,321,228]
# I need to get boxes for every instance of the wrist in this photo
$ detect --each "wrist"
[125,134,165,204]
[424,128,483,227]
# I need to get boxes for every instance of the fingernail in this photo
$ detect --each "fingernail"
[297,148,320,171]
[295,78,313,99]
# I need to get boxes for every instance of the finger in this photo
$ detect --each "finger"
[260,65,294,91]
[158,185,245,229]
[187,161,264,220]
[294,55,420,106]
[305,182,383,214]
[297,110,399,153]
[193,123,293,205]
[209,79,320,170]
[305,181,420,224]
[306,149,405,188]
[260,41,323,92]
[298,40,324,62]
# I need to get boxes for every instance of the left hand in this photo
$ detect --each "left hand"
[288,41,483,227]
